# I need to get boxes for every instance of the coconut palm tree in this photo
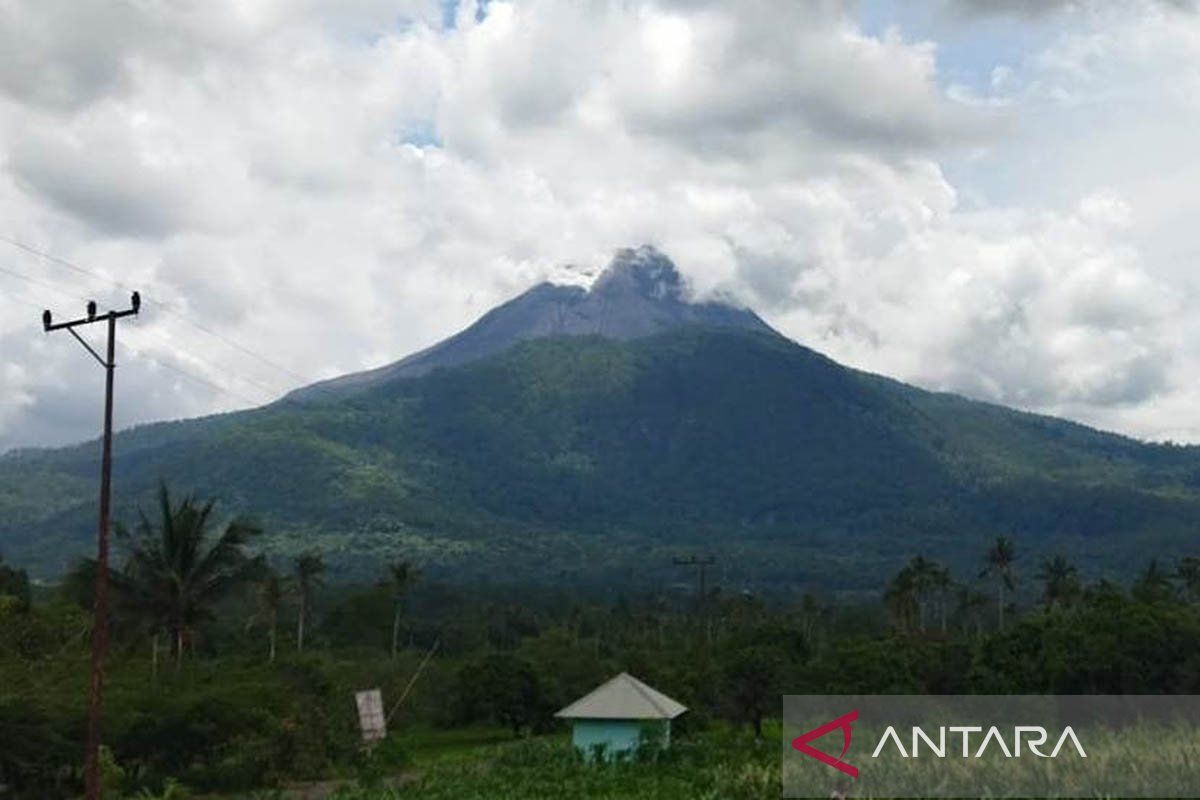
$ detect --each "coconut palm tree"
[884,567,918,632]
[293,551,325,653]
[893,556,950,632]
[979,536,1016,631]
[798,592,823,648]
[116,485,262,667]
[64,555,167,677]
[247,568,286,663]
[1133,559,1174,604]
[386,560,420,660]
[956,585,989,638]
[1036,555,1080,610]
[908,556,937,631]
[930,564,954,633]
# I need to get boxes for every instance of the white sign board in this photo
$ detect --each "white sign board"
[355,688,386,742]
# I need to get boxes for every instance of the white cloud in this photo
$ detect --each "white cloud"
[0,0,1196,450]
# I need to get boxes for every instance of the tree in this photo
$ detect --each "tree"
[885,557,952,634]
[930,565,954,633]
[721,644,785,737]
[1132,559,1174,605]
[0,556,30,613]
[386,560,420,659]
[1175,557,1200,605]
[247,568,287,663]
[293,551,325,653]
[956,585,989,638]
[116,486,262,667]
[980,536,1017,631]
[908,556,937,631]
[1036,555,1080,610]
[797,592,824,649]
[884,567,917,633]
[453,653,547,735]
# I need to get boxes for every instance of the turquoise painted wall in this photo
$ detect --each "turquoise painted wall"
[571,719,671,761]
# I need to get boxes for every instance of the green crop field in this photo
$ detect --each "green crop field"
[196,720,1200,800]
[201,723,782,800]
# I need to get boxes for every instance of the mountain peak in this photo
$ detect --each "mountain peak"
[592,245,685,302]
[287,247,777,402]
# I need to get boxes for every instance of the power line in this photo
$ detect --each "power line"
[1,261,282,401]
[0,263,266,408]
[0,262,91,303]
[154,302,312,385]
[1,286,55,313]
[0,233,109,286]
[0,235,314,384]
[128,326,283,400]
[123,343,267,407]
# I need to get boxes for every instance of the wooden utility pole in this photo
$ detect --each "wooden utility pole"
[43,293,140,800]
[673,554,719,644]
[673,555,716,604]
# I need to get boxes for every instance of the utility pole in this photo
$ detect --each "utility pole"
[673,555,717,645]
[673,554,718,645]
[43,292,140,800]
[673,554,716,604]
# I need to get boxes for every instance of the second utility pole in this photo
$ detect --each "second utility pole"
[673,554,717,644]
[673,554,716,605]
[43,292,140,800]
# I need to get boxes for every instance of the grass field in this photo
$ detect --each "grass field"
[203,719,1199,800]
[202,722,781,800]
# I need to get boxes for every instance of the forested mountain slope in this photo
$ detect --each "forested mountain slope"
[3,324,1198,593]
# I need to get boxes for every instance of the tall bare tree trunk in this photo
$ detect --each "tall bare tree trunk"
[392,604,402,660]
[175,629,184,669]
[268,615,277,664]
[151,634,159,681]
[297,597,306,653]
[997,583,1005,632]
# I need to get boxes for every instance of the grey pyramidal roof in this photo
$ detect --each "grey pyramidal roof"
[555,672,688,720]
[286,245,777,402]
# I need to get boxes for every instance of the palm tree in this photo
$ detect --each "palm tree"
[908,556,937,631]
[64,556,166,676]
[1036,555,1079,610]
[1175,557,1200,605]
[247,568,286,663]
[956,585,989,638]
[798,592,823,649]
[386,560,420,660]
[117,485,262,667]
[884,567,918,632]
[893,556,950,632]
[979,536,1016,631]
[293,551,325,653]
[930,565,954,633]
[1133,559,1174,604]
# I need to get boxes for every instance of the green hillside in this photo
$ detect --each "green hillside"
[3,327,1198,593]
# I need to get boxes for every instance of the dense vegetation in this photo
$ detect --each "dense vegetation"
[3,328,1200,591]
[3,497,1200,798]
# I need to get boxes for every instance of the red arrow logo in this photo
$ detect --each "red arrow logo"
[791,709,859,778]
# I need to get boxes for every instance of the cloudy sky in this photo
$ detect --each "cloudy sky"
[1,0,1199,452]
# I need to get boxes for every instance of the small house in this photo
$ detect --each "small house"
[555,672,687,760]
